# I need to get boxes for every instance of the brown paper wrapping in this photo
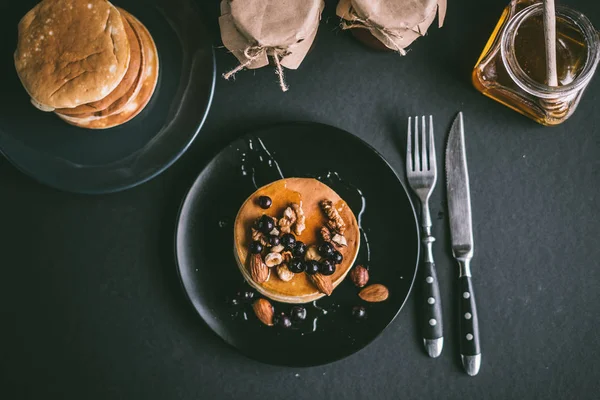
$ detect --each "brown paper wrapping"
[219,0,324,91]
[336,0,447,54]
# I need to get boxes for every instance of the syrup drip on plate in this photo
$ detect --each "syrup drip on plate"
[234,140,373,333]
[239,137,284,189]
[316,171,371,264]
[311,301,328,332]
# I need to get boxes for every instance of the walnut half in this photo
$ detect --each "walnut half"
[278,202,305,236]
[278,206,296,234]
[252,228,268,246]
[291,202,305,235]
[320,199,346,234]
[320,226,332,242]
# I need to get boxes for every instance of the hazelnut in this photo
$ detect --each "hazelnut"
[350,265,369,288]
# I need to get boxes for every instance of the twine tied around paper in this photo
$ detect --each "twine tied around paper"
[223,45,291,92]
[340,17,411,55]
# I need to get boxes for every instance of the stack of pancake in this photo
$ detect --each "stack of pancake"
[234,178,360,304]
[14,0,159,130]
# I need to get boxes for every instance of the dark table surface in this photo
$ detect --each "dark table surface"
[2,0,599,399]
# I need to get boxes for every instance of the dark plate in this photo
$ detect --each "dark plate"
[175,122,420,367]
[0,0,215,194]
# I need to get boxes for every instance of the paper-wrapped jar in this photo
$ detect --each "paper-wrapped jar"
[336,0,447,53]
[219,0,324,91]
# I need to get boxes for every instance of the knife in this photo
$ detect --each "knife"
[445,112,481,376]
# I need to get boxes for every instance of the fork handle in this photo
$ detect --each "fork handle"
[421,261,443,338]
[420,232,443,358]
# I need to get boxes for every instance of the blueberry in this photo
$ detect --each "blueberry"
[288,258,305,273]
[237,290,254,302]
[293,241,307,257]
[352,306,367,320]
[269,236,280,247]
[258,196,272,209]
[305,260,320,275]
[290,306,307,321]
[281,233,296,249]
[318,242,334,258]
[319,259,336,276]
[257,215,274,234]
[276,313,292,329]
[249,241,263,254]
[330,250,343,264]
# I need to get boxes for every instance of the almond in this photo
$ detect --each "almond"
[250,253,269,283]
[359,284,389,302]
[310,273,333,296]
[350,265,369,288]
[252,298,274,326]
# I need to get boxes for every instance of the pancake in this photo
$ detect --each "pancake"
[234,178,360,304]
[55,13,142,116]
[56,12,158,129]
[84,11,148,118]
[14,0,131,110]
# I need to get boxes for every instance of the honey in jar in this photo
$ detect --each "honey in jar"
[473,0,600,126]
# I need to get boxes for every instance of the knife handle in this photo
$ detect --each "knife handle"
[459,275,481,375]
[421,261,443,340]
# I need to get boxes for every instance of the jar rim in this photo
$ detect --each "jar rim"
[501,3,600,98]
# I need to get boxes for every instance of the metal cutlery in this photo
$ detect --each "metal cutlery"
[445,112,481,376]
[406,115,444,358]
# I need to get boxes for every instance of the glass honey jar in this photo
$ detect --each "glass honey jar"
[473,0,600,126]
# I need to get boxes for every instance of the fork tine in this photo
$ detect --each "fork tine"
[428,115,436,172]
[407,117,413,172]
[414,116,420,171]
[421,116,427,171]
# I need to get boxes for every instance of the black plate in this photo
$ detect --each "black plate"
[0,0,215,194]
[175,123,420,367]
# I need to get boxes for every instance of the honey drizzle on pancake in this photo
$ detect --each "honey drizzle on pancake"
[238,139,372,266]
[317,171,371,264]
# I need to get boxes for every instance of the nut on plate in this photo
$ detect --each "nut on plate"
[276,264,294,282]
[252,298,274,326]
[359,284,389,302]
[291,202,305,235]
[271,244,285,253]
[305,245,322,262]
[331,233,347,248]
[264,252,283,267]
[320,199,346,234]
[350,265,369,288]
[320,226,332,242]
[250,253,270,283]
[310,273,333,296]
[251,228,268,247]
[281,250,293,263]
[278,206,296,234]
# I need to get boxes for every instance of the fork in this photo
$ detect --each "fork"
[406,115,443,358]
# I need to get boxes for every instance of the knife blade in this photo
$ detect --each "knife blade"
[445,112,481,376]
